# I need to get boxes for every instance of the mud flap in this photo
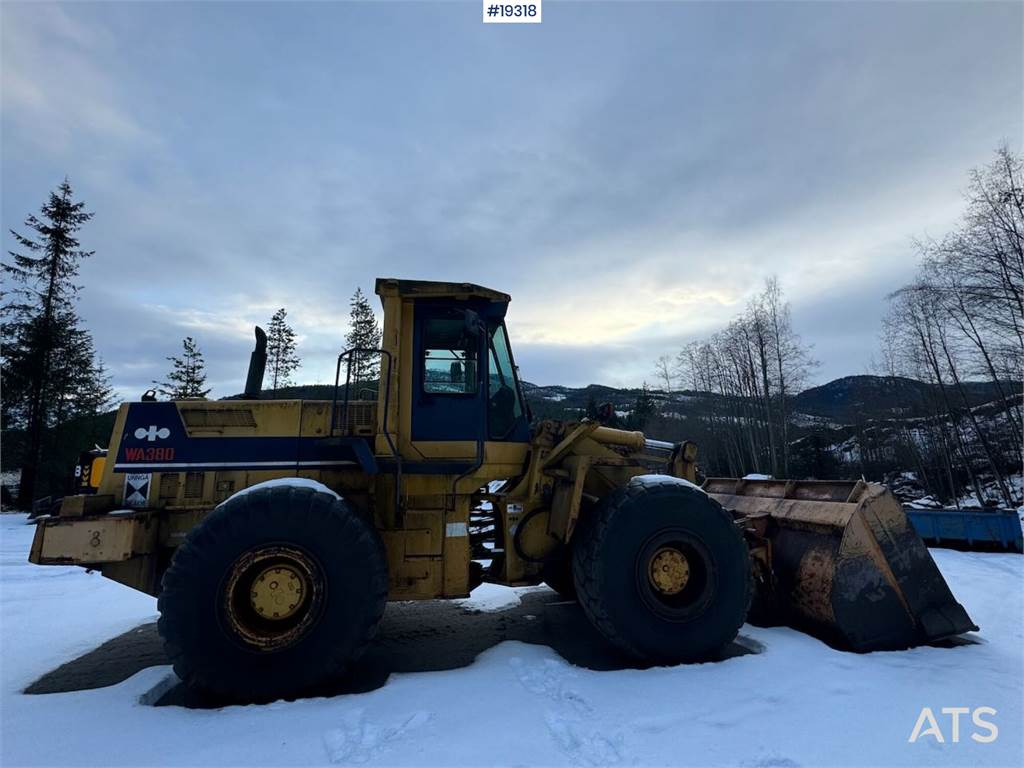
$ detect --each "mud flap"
[705,478,978,651]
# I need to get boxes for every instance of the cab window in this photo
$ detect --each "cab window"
[487,322,524,438]
[422,317,478,394]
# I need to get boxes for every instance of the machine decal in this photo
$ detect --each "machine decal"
[134,425,171,441]
[445,522,468,537]
[124,473,151,507]
[123,446,176,462]
[507,503,523,536]
[113,401,374,473]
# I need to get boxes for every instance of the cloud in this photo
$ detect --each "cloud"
[0,4,154,153]
[1,1,1020,399]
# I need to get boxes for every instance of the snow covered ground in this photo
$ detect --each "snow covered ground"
[1,513,1021,768]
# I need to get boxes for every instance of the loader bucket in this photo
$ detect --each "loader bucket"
[704,478,978,652]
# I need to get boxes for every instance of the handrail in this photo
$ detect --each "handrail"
[331,347,402,506]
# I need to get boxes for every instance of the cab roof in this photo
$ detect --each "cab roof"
[374,278,510,304]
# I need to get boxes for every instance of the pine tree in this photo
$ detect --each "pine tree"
[2,179,111,505]
[344,288,382,383]
[266,307,299,393]
[625,383,657,431]
[155,337,210,399]
[45,316,113,424]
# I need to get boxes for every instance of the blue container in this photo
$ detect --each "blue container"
[906,507,1023,553]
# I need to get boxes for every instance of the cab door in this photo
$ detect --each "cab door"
[485,322,530,443]
[410,308,486,443]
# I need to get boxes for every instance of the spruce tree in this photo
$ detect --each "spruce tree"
[344,288,382,383]
[266,307,300,393]
[625,383,657,431]
[155,337,210,399]
[2,179,111,505]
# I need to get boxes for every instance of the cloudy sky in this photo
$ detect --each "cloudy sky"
[2,1,1021,399]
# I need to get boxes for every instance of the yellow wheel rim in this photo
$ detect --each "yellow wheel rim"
[250,564,306,620]
[649,546,690,595]
[223,545,323,652]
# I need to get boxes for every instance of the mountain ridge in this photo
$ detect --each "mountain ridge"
[522,374,1020,425]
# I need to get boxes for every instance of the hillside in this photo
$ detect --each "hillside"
[4,375,1019,507]
[790,375,1015,422]
[526,375,1019,425]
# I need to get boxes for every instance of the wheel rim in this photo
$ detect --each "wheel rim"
[222,545,325,652]
[250,564,306,620]
[648,546,691,596]
[636,531,716,622]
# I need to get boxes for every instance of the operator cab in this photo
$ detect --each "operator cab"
[376,279,530,454]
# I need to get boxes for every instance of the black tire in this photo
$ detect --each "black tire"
[157,484,387,702]
[572,477,751,663]
[542,551,577,600]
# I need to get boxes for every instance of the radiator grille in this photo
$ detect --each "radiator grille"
[158,473,179,500]
[184,472,204,499]
[333,400,377,435]
[180,407,257,428]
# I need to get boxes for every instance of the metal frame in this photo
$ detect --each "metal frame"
[331,346,402,504]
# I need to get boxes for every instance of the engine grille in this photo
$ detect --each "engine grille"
[180,407,257,428]
[333,400,377,435]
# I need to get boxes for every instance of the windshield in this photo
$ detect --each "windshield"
[422,317,478,394]
[487,322,524,438]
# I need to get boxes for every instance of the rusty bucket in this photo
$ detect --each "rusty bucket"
[704,478,978,651]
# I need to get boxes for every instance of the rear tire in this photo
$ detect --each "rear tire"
[157,484,387,702]
[572,476,751,663]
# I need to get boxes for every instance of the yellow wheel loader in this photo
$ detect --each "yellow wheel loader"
[29,279,977,702]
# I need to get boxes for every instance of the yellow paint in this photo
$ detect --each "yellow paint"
[30,278,701,604]
[250,564,305,620]
[649,547,690,595]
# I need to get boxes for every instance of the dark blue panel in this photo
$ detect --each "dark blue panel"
[378,458,476,475]
[113,401,377,473]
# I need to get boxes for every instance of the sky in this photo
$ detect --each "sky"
[2,1,1021,400]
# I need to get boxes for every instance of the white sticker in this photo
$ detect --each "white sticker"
[124,473,151,507]
[508,503,523,515]
[445,522,468,538]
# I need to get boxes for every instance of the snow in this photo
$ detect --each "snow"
[454,582,543,612]
[630,474,707,495]
[788,412,841,429]
[227,477,342,502]
[743,473,774,480]
[2,513,1022,767]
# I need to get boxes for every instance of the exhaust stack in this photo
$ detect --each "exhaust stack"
[244,326,267,399]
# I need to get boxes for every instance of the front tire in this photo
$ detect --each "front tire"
[157,484,387,702]
[572,476,751,663]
